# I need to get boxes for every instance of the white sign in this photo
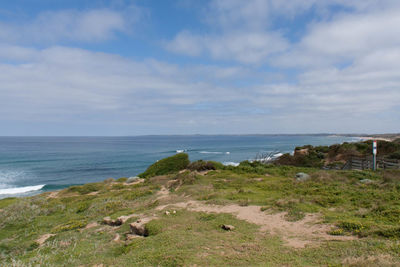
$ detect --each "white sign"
[373,140,377,155]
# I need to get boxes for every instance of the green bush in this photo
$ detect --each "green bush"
[76,201,90,213]
[111,183,125,190]
[116,177,128,182]
[328,228,344,236]
[376,227,400,238]
[337,221,364,234]
[388,151,400,160]
[187,160,217,171]
[67,183,102,194]
[139,153,190,178]
[52,219,87,233]
[145,220,163,236]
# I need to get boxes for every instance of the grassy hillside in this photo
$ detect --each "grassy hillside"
[1,155,400,266]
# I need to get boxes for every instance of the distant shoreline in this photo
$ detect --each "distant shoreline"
[0,133,399,138]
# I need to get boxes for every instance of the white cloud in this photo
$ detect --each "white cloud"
[0,9,128,43]
[0,43,399,134]
[1,2,400,134]
[166,31,288,64]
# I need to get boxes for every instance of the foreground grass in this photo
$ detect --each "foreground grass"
[1,162,400,266]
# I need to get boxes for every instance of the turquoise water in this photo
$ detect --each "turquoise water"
[0,135,359,198]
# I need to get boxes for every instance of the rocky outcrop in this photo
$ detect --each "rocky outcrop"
[103,216,129,226]
[130,220,149,237]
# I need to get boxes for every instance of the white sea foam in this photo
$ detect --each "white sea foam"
[223,162,240,167]
[199,151,229,154]
[176,150,185,153]
[0,184,45,195]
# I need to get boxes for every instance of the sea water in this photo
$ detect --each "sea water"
[0,135,359,198]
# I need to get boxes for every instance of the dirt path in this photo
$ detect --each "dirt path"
[36,234,56,246]
[156,186,171,201]
[156,200,355,248]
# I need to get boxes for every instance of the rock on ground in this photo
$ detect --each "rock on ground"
[127,177,140,183]
[295,172,310,181]
[130,222,149,237]
[221,224,235,231]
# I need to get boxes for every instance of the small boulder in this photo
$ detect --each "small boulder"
[221,224,235,231]
[360,179,373,184]
[130,222,148,237]
[103,216,123,226]
[172,210,177,214]
[295,172,310,181]
[127,177,140,183]
[113,234,120,242]
[164,211,170,215]
[103,217,113,225]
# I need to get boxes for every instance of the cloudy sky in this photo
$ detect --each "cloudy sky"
[0,0,399,135]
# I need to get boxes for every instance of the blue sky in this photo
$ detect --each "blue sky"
[0,0,399,135]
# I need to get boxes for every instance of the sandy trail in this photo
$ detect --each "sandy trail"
[36,234,55,246]
[157,200,355,248]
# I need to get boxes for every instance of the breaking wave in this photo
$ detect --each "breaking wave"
[0,184,45,195]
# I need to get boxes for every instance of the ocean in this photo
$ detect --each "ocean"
[0,135,359,199]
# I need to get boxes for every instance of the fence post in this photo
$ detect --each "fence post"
[373,141,377,171]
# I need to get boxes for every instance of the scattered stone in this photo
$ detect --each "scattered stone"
[164,211,170,215]
[103,217,112,225]
[172,210,177,214]
[295,172,310,181]
[103,216,123,226]
[127,176,140,183]
[221,224,235,231]
[130,222,148,237]
[113,233,120,242]
[360,179,373,184]
[117,216,130,224]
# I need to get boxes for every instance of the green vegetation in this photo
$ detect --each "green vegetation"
[275,140,400,168]
[1,152,400,266]
[139,153,190,178]
[187,160,222,172]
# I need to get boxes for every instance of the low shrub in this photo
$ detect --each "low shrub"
[139,153,190,178]
[52,219,87,233]
[388,151,400,160]
[116,177,128,182]
[67,183,102,194]
[111,183,125,190]
[187,160,217,171]
[145,220,163,236]
[337,221,364,234]
[376,227,400,238]
[328,228,344,236]
[76,201,91,213]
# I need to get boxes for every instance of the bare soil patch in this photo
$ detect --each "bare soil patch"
[36,234,55,246]
[157,200,355,248]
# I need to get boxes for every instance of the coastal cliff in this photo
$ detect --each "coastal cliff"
[1,152,400,266]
